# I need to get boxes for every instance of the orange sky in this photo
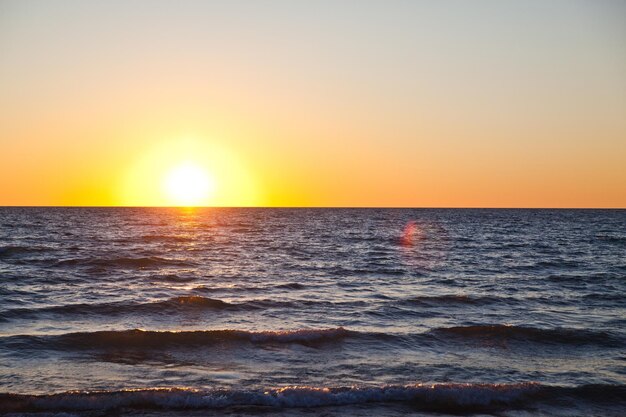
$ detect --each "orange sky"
[1,1,625,207]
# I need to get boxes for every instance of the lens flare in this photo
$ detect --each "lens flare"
[401,221,419,246]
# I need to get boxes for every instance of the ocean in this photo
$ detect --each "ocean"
[0,208,624,416]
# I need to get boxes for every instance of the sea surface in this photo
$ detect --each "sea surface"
[0,208,624,416]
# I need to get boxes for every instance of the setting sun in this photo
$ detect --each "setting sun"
[118,138,261,207]
[163,162,215,206]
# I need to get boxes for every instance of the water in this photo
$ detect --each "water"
[0,208,624,416]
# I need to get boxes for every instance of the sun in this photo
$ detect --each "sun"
[120,138,261,206]
[163,162,216,206]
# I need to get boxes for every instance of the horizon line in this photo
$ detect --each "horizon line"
[0,205,624,210]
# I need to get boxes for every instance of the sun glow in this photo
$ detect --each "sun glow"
[163,162,215,206]
[120,138,261,207]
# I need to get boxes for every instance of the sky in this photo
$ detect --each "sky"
[1,0,625,207]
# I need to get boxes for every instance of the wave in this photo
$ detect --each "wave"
[192,284,261,293]
[166,295,230,308]
[0,296,362,321]
[402,294,507,306]
[139,234,194,243]
[275,282,307,290]
[433,324,624,347]
[582,292,625,304]
[514,259,581,271]
[151,274,197,282]
[546,272,621,283]
[53,256,195,269]
[2,327,353,350]
[595,234,626,245]
[0,296,235,321]
[3,323,622,351]
[1,383,623,413]
[0,245,49,259]
[125,295,234,312]
[192,282,307,293]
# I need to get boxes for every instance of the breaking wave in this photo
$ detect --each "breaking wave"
[3,323,623,352]
[1,383,623,413]
[2,327,354,350]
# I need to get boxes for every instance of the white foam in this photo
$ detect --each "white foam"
[18,383,540,411]
[243,327,350,343]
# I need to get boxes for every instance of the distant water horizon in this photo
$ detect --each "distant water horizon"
[1,208,624,416]
[2,206,626,209]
